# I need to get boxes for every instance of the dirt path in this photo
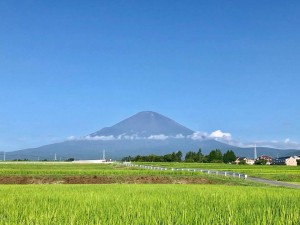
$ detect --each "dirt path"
[0,176,214,184]
[248,177,300,189]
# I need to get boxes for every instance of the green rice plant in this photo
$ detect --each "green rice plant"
[0,184,299,225]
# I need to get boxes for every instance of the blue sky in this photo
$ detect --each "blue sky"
[1,0,300,151]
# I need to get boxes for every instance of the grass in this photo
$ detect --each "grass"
[0,184,299,225]
[0,162,260,186]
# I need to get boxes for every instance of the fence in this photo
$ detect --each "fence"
[120,162,248,179]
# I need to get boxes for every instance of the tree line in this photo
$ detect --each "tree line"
[122,149,237,164]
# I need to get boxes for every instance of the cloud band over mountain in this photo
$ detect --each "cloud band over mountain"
[68,130,232,142]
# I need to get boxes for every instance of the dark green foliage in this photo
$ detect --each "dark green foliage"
[12,159,29,161]
[65,158,75,162]
[255,159,267,165]
[223,150,236,164]
[124,149,236,163]
[207,149,223,163]
[239,159,246,165]
[122,156,133,162]
[185,151,197,162]
[185,149,204,162]
[124,151,182,162]
[297,160,300,166]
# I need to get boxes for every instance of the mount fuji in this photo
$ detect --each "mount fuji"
[6,111,300,160]
[89,111,194,138]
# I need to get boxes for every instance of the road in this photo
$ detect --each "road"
[248,177,300,189]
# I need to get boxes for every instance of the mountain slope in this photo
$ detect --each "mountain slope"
[90,111,194,137]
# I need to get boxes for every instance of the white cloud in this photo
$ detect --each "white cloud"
[188,130,300,150]
[188,130,232,141]
[174,134,185,139]
[251,139,300,149]
[81,133,187,141]
[85,135,116,141]
[209,130,232,140]
[188,131,207,140]
[148,134,169,140]
[67,136,77,141]
[67,132,300,150]
[223,138,300,150]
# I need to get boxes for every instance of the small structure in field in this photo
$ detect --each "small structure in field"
[235,157,255,165]
[73,150,115,164]
[72,159,114,164]
[256,155,273,165]
[273,156,297,166]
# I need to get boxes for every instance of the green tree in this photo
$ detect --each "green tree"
[223,150,236,163]
[175,151,182,162]
[185,151,197,162]
[196,149,204,162]
[184,149,204,162]
[207,149,223,163]
[122,156,132,161]
[254,159,267,165]
[65,158,75,162]
[239,159,246,165]
[163,153,173,162]
[135,155,141,162]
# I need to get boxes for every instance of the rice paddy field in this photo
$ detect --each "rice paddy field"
[0,184,299,225]
[137,162,300,183]
[0,162,257,185]
[0,162,299,224]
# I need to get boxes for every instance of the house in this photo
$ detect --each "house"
[273,156,297,166]
[235,157,255,165]
[257,155,273,165]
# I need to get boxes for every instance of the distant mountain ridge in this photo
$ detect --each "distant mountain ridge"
[5,111,300,160]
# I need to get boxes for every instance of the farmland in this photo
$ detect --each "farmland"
[136,162,300,183]
[0,162,299,224]
[0,162,257,186]
[0,184,299,225]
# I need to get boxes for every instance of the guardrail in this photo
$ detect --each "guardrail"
[120,162,248,179]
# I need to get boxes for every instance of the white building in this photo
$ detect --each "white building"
[273,156,297,166]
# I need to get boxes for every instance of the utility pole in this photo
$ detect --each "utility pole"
[103,150,105,160]
[254,144,257,160]
[54,153,57,161]
[3,151,5,161]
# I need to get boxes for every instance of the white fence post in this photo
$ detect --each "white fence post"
[121,163,247,180]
